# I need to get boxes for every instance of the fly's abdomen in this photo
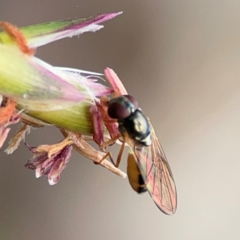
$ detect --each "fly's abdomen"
[127,152,147,194]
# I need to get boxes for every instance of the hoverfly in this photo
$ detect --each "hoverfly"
[96,92,177,215]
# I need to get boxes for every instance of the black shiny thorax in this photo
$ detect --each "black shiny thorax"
[118,109,152,146]
[108,95,152,146]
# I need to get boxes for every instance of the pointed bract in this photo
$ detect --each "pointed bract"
[0,12,122,48]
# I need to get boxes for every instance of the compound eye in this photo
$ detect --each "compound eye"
[124,95,138,109]
[108,102,131,119]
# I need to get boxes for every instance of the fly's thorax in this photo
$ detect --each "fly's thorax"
[118,109,152,146]
[107,95,152,146]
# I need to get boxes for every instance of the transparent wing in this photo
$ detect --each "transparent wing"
[127,123,177,215]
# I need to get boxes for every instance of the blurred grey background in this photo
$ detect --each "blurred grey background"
[1,0,240,239]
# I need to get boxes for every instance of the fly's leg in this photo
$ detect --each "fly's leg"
[90,102,127,167]
[95,133,125,168]
[60,129,127,178]
[90,100,119,149]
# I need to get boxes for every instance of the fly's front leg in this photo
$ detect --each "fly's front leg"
[90,98,126,167]
[91,99,119,151]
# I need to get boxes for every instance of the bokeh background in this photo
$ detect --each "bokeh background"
[1,0,240,239]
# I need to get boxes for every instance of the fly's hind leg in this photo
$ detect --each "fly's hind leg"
[60,129,126,178]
